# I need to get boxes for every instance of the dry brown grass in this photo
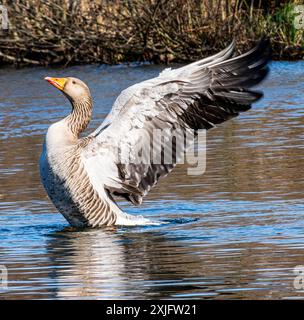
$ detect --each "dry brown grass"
[0,0,303,66]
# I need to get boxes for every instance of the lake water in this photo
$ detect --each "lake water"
[0,61,304,299]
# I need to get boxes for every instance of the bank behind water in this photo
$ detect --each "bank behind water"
[0,0,303,67]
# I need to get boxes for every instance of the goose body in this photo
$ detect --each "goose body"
[40,39,269,228]
[40,98,141,227]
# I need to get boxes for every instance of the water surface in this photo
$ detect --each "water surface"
[0,62,304,299]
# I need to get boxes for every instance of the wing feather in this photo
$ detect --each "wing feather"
[83,38,270,205]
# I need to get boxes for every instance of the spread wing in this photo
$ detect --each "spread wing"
[82,38,270,206]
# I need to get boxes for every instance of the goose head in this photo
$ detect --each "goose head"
[44,76,91,103]
[44,76,93,136]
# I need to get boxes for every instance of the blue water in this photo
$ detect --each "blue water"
[0,61,304,299]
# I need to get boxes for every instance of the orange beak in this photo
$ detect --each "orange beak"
[45,77,67,91]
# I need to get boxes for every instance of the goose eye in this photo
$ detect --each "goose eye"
[72,81,76,84]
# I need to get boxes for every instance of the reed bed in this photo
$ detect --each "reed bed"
[0,0,303,66]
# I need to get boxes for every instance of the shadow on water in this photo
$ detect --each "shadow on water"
[1,62,304,299]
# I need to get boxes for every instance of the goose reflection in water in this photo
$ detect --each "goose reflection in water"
[46,227,205,299]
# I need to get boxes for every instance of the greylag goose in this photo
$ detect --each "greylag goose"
[40,39,269,228]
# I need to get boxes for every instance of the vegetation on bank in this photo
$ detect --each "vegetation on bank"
[0,0,303,67]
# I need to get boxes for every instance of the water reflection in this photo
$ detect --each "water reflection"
[48,228,136,299]
[3,222,304,299]
[45,228,205,299]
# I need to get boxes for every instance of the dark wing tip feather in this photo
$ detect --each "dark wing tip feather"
[208,37,270,107]
[178,38,270,131]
